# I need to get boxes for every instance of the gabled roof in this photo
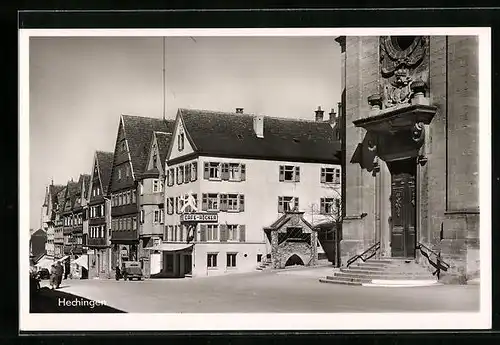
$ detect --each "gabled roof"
[55,186,67,212]
[31,229,47,238]
[50,184,65,204]
[121,115,175,177]
[62,180,79,212]
[154,131,173,170]
[174,108,341,163]
[95,151,114,195]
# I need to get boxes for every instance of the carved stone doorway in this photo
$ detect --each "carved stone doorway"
[387,158,416,258]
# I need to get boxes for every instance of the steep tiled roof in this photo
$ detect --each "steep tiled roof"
[50,185,65,204]
[154,131,173,170]
[177,109,341,163]
[64,180,79,212]
[95,151,113,195]
[55,186,67,212]
[121,115,175,177]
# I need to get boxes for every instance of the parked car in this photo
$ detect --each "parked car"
[37,268,51,280]
[121,261,143,281]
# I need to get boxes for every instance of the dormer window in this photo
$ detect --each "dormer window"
[178,132,185,151]
[121,140,127,152]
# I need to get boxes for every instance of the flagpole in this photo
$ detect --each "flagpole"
[162,37,166,121]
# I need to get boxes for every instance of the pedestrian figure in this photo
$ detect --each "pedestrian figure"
[49,264,57,289]
[115,265,121,280]
[55,261,64,288]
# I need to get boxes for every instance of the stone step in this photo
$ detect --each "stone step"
[332,272,436,280]
[340,267,388,274]
[319,278,363,286]
[323,275,372,283]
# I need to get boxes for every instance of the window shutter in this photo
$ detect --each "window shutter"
[202,194,208,211]
[184,165,189,183]
[239,194,245,212]
[200,224,207,242]
[221,163,229,180]
[294,197,299,210]
[320,198,325,214]
[101,204,105,216]
[160,210,164,224]
[175,197,179,214]
[203,163,209,179]
[278,197,284,213]
[192,162,198,181]
[220,224,228,242]
[295,166,300,182]
[279,166,284,181]
[320,168,326,183]
[239,225,246,242]
[220,194,228,212]
[240,164,246,181]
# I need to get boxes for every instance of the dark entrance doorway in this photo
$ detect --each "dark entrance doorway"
[387,158,416,258]
[285,254,304,267]
[184,254,192,275]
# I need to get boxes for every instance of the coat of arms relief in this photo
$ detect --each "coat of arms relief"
[380,36,429,109]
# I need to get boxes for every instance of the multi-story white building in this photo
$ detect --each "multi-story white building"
[160,107,342,278]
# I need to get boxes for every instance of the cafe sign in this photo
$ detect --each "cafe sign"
[180,212,218,223]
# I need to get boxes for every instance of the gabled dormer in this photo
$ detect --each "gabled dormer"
[108,115,135,194]
[166,110,196,162]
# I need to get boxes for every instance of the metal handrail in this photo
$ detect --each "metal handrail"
[346,242,381,268]
[416,242,450,279]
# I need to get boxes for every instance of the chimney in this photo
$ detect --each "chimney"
[329,108,337,124]
[253,115,264,139]
[315,106,324,122]
[235,108,244,114]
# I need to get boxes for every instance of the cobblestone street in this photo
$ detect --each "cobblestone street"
[36,266,480,313]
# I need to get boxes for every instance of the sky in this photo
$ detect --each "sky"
[29,36,341,230]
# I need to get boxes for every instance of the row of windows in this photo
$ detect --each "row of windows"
[90,204,105,218]
[165,193,246,214]
[279,165,341,184]
[277,197,340,214]
[63,214,82,226]
[166,162,198,186]
[111,189,137,207]
[202,162,246,182]
[89,225,106,238]
[207,252,240,268]
[111,216,137,231]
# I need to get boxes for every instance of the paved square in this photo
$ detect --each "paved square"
[39,266,480,313]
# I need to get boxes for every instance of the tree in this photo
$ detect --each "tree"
[308,186,343,267]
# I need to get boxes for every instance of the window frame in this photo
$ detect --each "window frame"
[207,253,218,268]
[226,253,237,268]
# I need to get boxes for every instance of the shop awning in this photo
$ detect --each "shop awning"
[35,257,54,270]
[71,254,88,270]
[144,243,193,252]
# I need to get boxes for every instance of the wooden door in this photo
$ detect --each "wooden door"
[389,159,416,258]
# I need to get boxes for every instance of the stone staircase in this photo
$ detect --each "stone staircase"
[319,258,439,287]
[256,259,272,271]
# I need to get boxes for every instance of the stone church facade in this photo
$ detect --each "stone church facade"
[337,36,479,284]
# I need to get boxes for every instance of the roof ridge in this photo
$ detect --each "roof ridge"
[122,114,175,122]
[180,108,328,124]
